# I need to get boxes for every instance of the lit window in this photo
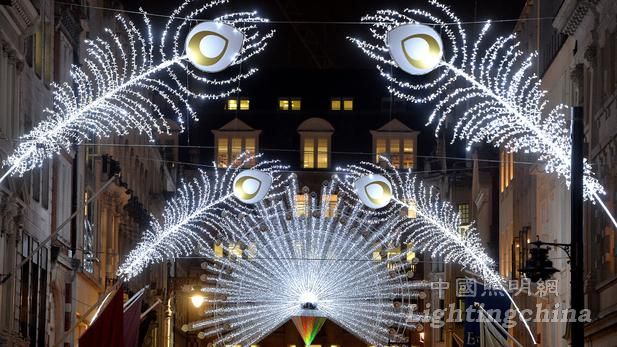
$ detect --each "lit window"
[226,99,238,110]
[279,99,289,110]
[343,98,353,111]
[374,137,415,169]
[500,149,514,192]
[280,97,302,111]
[302,136,329,169]
[372,245,382,261]
[317,138,328,169]
[239,98,250,110]
[331,98,353,111]
[217,138,229,167]
[386,246,401,270]
[231,137,242,162]
[331,98,341,111]
[214,243,224,257]
[406,199,417,219]
[322,194,337,217]
[458,203,470,225]
[406,243,416,263]
[295,194,309,217]
[291,98,302,111]
[303,138,315,168]
[228,243,243,259]
[216,136,258,168]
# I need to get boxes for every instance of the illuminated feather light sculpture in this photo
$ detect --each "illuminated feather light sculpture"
[336,159,536,344]
[117,154,289,280]
[348,0,616,229]
[183,175,429,346]
[0,0,275,184]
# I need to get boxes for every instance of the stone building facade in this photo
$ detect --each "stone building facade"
[500,0,617,345]
[0,1,178,346]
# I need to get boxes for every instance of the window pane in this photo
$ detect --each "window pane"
[331,99,341,111]
[245,137,256,155]
[376,138,386,162]
[217,137,229,168]
[343,98,353,111]
[389,139,400,168]
[245,137,256,167]
[303,138,315,168]
[403,138,414,169]
[291,98,301,111]
[279,99,289,110]
[240,98,250,110]
[227,99,238,110]
[231,137,242,163]
[317,138,328,169]
[295,194,308,217]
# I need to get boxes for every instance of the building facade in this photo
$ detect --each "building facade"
[500,0,617,345]
[0,1,178,346]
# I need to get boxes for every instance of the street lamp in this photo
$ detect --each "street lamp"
[190,293,206,309]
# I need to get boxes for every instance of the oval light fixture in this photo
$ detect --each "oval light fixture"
[387,23,443,75]
[233,170,272,204]
[354,174,393,209]
[185,21,244,73]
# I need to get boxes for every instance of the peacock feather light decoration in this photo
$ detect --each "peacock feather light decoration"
[119,155,525,346]
[348,0,616,229]
[184,176,430,345]
[0,0,274,184]
[337,159,536,344]
[117,154,289,280]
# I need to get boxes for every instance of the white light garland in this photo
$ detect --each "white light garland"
[337,159,535,344]
[117,154,288,280]
[349,0,616,229]
[0,0,275,183]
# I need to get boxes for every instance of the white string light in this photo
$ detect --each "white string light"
[349,0,616,229]
[117,154,288,280]
[0,0,274,183]
[336,158,536,344]
[182,173,429,346]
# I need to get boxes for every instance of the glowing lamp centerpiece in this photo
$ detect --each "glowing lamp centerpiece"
[185,21,244,72]
[354,174,393,209]
[232,170,272,204]
[387,24,443,75]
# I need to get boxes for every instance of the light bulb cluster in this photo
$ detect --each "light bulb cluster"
[1,0,274,182]
[348,0,611,222]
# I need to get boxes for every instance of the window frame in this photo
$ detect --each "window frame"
[214,132,260,168]
[372,134,417,169]
[300,133,331,169]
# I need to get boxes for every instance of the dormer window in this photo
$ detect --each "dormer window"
[213,119,261,167]
[297,118,334,169]
[371,119,418,169]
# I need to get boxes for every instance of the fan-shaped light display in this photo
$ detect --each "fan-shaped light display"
[232,170,272,204]
[354,174,393,209]
[388,24,443,75]
[185,21,244,72]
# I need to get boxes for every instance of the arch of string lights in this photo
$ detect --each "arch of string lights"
[118,155,516,346]
[0,0,274,184]
[348,0,616,229]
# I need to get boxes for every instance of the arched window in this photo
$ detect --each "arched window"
[297,118,334,169]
